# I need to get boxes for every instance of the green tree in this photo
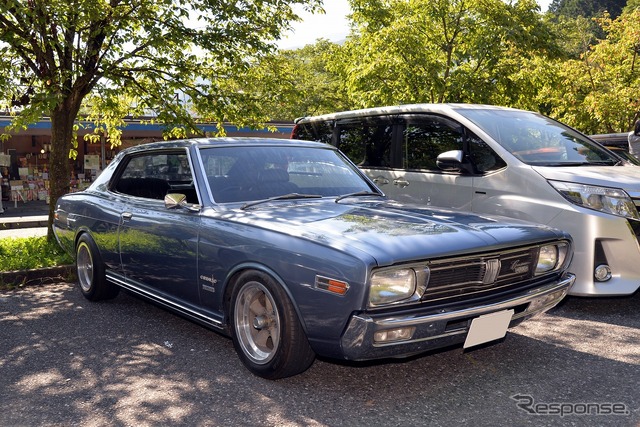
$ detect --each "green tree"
[547,0,626,42]
[542,9,640,133]
[336,0,561,109]
[624,0,640,13]
[548,0,626,19]
[0,0,320,237]
[227,39,352,121]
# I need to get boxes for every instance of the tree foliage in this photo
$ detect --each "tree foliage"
[225,39,352,121]
[275,0,639,135]
[331,0,561,109]
[0,0,321,236]
[548,0,626,19]
[624,0,640,13]
[543,9,640,133]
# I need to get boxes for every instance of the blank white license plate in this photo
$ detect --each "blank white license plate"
[463,309,514,349]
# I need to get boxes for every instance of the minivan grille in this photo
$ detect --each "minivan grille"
[421,247,541,303]
[629,198,640,241]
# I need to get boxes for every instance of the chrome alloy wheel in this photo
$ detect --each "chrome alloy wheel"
[234,281,281,364]
[76,242,94,293]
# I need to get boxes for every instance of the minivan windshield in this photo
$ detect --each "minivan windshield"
[458,108,621,166]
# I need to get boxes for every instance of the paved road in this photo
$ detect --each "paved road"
[1,283,638,426]
[0,227,47,239]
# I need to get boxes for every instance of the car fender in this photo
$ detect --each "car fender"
[222,261,310,334]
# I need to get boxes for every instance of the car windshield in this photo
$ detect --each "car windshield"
[606,147,640,165]
[458,108,620,166]
[199,145,376,203]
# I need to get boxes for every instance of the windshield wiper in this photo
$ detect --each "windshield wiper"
[241,193,322,210]
[335,190,384,203]
[584,160,618,166]
[537,161,616,167]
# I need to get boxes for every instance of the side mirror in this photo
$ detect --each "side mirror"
[436,150,464,172]
[165,193,200,212]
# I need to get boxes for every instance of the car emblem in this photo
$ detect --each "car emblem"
[483,259,501,284]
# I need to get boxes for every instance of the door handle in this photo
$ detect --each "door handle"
[393,178,409,188]
[121,212,133,220]
[372,175,389,185]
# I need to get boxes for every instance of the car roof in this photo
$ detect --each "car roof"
[121,137,332,155]
[294,103,524,123]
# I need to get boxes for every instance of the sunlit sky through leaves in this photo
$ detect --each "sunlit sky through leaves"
[278,0,553,49]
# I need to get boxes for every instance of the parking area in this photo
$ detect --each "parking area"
[1,283,638,426]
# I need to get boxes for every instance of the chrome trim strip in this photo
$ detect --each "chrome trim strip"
[370,274,574,328]
[426,244,538,266]
[342,274,574,354]
[106,272,224,329]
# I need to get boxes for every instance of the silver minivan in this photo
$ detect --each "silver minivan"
[293,104,640,296]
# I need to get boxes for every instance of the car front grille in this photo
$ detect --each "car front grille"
[631,198,640,241]
[420,246,545,303]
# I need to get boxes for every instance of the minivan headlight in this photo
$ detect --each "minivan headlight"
[548,180,639,220]
[369,268,418,307]
[535,242,570,275]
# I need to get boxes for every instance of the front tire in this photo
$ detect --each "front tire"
[230,270,315,379]
[76,234,119,301]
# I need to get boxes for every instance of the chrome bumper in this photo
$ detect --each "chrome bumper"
[340,273,575,361]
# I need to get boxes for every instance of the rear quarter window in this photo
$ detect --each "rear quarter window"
[336,118,393,168]
[293,122,333,144]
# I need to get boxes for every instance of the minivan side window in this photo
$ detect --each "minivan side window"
[293,121,333,144]
[468,134,507,173]
[401,116,505,173]
[402,117,464,171]
[336,117,394,167]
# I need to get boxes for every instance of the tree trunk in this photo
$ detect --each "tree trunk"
[46,107,76,240]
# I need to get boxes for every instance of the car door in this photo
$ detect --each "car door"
[113,150,202,305]
[334,115,399,196]
[379,114,475,209]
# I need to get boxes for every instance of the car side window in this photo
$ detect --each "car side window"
[336,118,393,167]
[293,121,333,144]
[401,116,464,171]
[467,133,506,173]
[113,152,195,201]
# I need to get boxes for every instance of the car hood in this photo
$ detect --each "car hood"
[217,199,566,266]
[532,164,640,192]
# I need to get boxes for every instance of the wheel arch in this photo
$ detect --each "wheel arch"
[221,262,309,335]
[73,227,94,253]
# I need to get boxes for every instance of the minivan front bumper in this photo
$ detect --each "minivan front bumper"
[340,273,575,360]
[546,208,640,296]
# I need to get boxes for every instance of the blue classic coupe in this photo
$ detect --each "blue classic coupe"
[53,138,575,379]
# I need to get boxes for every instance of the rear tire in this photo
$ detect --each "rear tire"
[76,234,119,301]
[230,270,315,379]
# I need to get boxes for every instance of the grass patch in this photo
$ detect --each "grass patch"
[0,236,73,272]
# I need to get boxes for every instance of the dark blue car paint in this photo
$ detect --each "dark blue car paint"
[54,138,575,362]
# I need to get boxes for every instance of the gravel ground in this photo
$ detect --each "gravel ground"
[1,283,638,427]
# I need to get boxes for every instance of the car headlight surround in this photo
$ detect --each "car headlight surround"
[535,242,570,275]
[548,180,639,220]
[369,267,429,307]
